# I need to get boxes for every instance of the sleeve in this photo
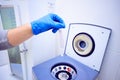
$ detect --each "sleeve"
[0,30,13,50]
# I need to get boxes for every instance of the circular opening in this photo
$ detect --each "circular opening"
[79,41,86,49]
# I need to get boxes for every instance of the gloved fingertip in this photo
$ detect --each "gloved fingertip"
[61,23,65,28]
[52,29,58,33]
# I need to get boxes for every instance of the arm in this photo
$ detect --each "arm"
[8,13,65,46]
[7,23,33,46]
[0,13,65,50]
[0,24,33,50]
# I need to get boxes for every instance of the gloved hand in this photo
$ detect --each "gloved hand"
[31,13,65,35]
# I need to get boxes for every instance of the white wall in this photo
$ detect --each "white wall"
[55,0,120,80]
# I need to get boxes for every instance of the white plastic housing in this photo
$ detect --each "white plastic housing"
[65,23,111,71]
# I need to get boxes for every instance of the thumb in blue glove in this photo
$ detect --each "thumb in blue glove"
[31,13,65,35]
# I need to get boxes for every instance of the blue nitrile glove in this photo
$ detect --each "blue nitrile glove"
[31,13,65,35]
